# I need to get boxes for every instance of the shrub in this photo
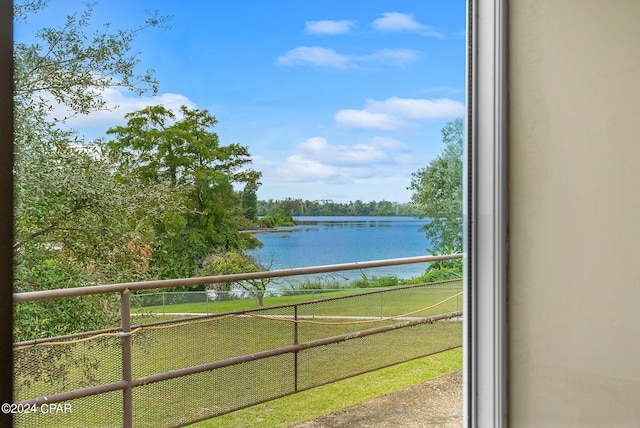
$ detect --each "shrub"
[280,277,343,296]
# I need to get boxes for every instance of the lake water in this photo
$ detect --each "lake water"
[247,216,433,283]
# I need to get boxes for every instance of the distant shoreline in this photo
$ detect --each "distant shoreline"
[241,227,279,233]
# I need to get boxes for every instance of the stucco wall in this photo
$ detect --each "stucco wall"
[508,0,640,426]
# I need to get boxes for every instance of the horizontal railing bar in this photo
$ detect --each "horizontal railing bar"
[132,279,463,329]
[16,311,462,406]
[182,344,463,426]
[14,254,463,302]
[290,344,463,398]
[13,279,462,347]
[131,311,462,387]
[138,281,462,297]
[294,279,462,308]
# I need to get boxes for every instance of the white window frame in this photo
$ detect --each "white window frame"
[464,0,508,427]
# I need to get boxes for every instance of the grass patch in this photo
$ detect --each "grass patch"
[14,285,462,427]
[133,283,462,317]
[188,347,462,428]
[132,289,371,315]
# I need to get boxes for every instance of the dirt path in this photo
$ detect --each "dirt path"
[290,370,463,428]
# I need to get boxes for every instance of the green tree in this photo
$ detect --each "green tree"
[257,198,422,217]
[14,1,165,125]
[278,197,301,216]
[105,105,262,279]
[240,182,259,222]
[198,251,273,306]
[13,1,170,339]
[408,118,463,269]
[14,141,176,339]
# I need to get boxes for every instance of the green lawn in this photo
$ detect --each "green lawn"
[133,284,462,318]
[14,284,462,428]
[132,288,384,315]
[189,348,462,428]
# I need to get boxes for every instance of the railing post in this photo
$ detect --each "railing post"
[294,305,299,392]
[121,290,133,428]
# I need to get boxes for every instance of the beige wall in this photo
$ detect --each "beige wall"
[508,0,640,426]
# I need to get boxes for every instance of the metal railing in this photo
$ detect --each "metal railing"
[13,254,463,428]
[131,285,463,316]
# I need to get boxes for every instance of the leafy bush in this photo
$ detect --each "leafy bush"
[348,272,401,288]
[257,216,275,228]
[374,274,400,287]
[416,258,463,283]
[280,277,343,296]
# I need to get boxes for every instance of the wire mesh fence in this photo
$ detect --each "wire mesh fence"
[131,287,385,316]
[13,257,462,428]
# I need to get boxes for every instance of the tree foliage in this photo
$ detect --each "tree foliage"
[15,137,174,282]
[240,182,259,222]
[14,0,165,123]
[105,105,262,279]
[198,251,272,306]
[257,199,421,217]
[257,209,296,229]
[408,118,463,260]
[13,1,170,340]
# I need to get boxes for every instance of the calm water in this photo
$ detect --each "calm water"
[247,216,433,283]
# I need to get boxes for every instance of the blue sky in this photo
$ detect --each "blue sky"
[15,1,466,203]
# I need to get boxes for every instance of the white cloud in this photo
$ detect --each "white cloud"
[251,155,275,168]
[267,136,413,185]
[299,137,390,164]
[299,136,329,152]
[366,97,465,120]
[372,12,443,38]
[277,47,419,69]
[334,109,406,131]
[277,47,350,68]
[335,97,464,130]
[274,154,339,183]
[373,12,422,32]
[305,20,356,35]
[272,155,376,184]
[51,87,197,128]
